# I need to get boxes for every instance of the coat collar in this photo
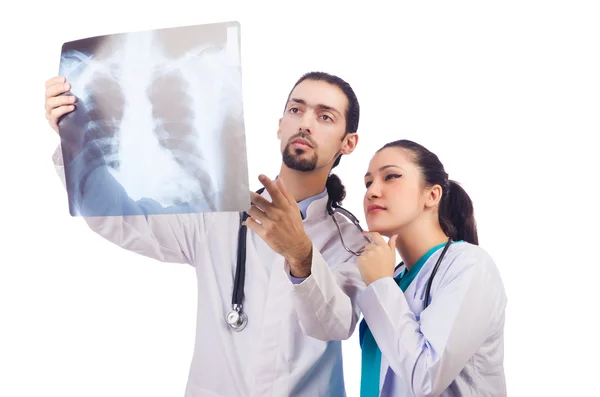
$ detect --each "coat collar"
[258,186,330,222]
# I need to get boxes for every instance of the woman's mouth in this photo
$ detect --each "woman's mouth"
[367,204,386,214]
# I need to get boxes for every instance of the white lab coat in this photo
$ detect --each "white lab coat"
[357,241,507,397]
[51,145,368,397]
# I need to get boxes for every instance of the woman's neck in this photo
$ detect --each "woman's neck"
[395,220,449,270]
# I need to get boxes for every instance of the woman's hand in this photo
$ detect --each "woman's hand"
[357,232,398,286]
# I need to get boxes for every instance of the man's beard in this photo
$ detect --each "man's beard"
[282,143,318,171]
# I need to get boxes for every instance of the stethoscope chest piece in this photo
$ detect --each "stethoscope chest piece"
[225,188,370,332]
[226,304,248,332]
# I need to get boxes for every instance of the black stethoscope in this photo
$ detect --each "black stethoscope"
[395,236,453,310]
[225,187,372,331]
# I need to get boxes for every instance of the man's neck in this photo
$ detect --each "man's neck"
[277,163,329,202]
[395,218,449,270]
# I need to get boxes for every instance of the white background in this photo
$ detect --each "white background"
[1,1,599,396]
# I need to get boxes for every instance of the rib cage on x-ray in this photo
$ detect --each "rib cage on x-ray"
[58,22,248,214]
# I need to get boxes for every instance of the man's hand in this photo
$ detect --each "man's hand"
[245,175,313,278]
[45,76,76,134]
[357,232,398,286]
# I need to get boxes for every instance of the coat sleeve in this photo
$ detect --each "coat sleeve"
[52,143,206,265]
[356,249,507,397]
[287,216,367,341]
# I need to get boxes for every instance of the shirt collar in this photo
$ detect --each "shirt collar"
[298,188,327,219]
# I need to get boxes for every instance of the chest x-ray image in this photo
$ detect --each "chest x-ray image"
[57,21,250,217]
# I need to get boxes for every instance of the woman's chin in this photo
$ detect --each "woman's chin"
[365,223,396,238]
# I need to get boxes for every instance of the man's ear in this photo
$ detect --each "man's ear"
[340,132,359,155]
[277,118,282,139]
[424,184,443,209]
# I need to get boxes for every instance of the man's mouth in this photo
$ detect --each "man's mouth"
[291,138,313,148]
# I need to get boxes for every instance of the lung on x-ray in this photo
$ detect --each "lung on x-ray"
[57,21,250,217]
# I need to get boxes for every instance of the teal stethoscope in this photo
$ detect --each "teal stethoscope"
[395,236,453,310]
[225,187,373,331]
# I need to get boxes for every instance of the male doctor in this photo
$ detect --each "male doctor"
[44,71,368,396]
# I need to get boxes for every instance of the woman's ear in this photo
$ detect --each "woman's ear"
[424,184,443,209]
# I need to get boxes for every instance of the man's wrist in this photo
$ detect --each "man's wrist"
[288,239,313,278]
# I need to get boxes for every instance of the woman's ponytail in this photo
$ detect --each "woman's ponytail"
[439,180,478,245]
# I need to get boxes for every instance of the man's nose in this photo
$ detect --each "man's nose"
[298,112,316,134]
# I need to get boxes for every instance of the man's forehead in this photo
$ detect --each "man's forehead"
[287,80,347,112]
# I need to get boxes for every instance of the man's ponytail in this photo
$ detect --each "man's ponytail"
[326,173,346,207]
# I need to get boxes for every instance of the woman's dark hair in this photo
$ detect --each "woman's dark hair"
[379,139,478,245]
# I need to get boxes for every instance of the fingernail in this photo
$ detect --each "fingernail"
[64,83,70,90]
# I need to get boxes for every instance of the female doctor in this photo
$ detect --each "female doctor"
[356,139,507,397]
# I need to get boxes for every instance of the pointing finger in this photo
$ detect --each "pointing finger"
[259,174,289,208]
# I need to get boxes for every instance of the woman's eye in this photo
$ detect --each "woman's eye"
[385,174,402,181]
[365,181,372,188]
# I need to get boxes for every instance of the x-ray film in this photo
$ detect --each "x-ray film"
[57,21,250,217]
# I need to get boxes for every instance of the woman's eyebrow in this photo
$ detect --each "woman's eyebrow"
[364,165,404,178]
